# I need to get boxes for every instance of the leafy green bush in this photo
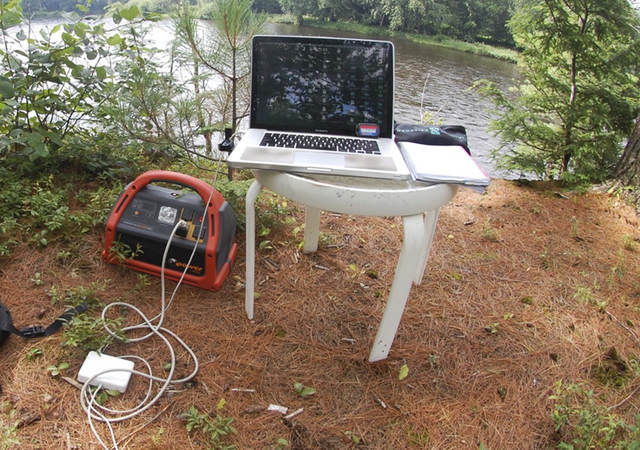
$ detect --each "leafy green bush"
[26,184,70,233]
[550,381,640,449]
[54,284,126,353]
[61,313,125,353]
[69,183,123,230]
[214,176,253,228]
[0,177,29,256]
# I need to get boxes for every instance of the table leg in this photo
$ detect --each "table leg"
[414,209,440,284]
[245,179,262,320]
[369,214,426,362]
[303,206,321,253]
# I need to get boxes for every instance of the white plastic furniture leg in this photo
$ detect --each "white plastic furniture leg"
[303,206,321,253]
[414,210,440,284]
[368,214,428,362]
[245,179,262,320]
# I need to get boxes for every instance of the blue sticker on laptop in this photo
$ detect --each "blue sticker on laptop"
[356,123,380,138]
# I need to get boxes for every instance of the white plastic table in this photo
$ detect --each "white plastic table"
[244,170,458,362]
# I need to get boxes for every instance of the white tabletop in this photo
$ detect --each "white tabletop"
[254,170,458,217]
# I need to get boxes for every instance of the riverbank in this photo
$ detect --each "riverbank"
[269,14,519,62]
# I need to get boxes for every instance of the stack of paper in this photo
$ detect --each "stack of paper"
[398,142,490,188]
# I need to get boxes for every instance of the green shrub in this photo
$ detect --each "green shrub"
[550,381,640,449]
[61,313,125,353]
[214,176,254,228]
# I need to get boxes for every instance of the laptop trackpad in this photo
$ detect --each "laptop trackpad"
[296,152,342,166]
[295,152,396,172]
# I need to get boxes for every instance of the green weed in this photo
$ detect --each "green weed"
[346,263,365,279]
[25,348,43,361]
[273,437,289,449]
[68,183,123,231]
[573,284,607,311]
[344,430,361,445]
[134,274,151,292]
[89,386,120,406]
[26,184,69,233]
[607,251,627,288]
[215,177,253,228]
[293,381,316,398]
[0,404,20,450]
[484,322,500,334]
[108,240,143,263]
[591,347,630,389]
[573,285,596,305]
[623,234,637,252]
[481,221,499,242]
[30,272,44,286]
[258,193,297,236]
[182,404,236,449]
[539,248,551,270]
[47,361,70,377]
[56,250,71,264]
[406,423,430,446]
[62,283,107,309]
[151,427,165,446]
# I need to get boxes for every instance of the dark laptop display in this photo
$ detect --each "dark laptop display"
[251,36,394,138]
[226,35,410,180]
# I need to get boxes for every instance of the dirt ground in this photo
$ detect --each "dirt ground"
[1,179,640,449]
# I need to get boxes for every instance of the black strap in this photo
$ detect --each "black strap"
[1,303,88,339]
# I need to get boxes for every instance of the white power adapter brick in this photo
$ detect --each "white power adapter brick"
[77,351,135,393]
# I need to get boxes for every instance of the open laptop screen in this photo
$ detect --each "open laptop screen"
[250,35,394,139]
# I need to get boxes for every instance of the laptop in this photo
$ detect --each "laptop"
[226,35,411,180]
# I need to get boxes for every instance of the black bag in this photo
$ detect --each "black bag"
[395,123,471,154]
[0,299,87,346]
[0,301,12,344]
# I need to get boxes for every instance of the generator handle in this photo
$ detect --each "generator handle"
[128,170,218,206]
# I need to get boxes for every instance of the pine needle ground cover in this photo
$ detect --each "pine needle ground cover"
[1,180,639,449]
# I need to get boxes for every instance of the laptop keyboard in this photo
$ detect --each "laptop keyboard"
[260,132,381,155]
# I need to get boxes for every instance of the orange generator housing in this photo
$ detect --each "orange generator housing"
[102,170,237,291]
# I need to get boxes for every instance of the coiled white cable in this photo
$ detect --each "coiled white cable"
[80,159,224,449]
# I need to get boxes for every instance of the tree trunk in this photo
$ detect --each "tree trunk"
[615,116,640,186]
[193,59,213,155]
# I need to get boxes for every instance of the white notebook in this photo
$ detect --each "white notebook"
[398,142,490,187]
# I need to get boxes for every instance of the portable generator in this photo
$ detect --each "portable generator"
[102,170,237,291]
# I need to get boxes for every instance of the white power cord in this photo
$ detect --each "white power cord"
[80,158,225,449]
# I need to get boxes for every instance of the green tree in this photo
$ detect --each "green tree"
[101,0,263,167]
[456,0,515,46]
[176,0,264,135]
[614,117,640,201]
[478,0,640,182]
[277,0,316,25]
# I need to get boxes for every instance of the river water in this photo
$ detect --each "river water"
[27,18,518,176]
